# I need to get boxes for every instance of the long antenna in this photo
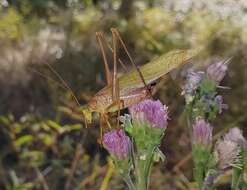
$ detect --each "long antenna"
[28,67,71,92]
[44,62,81,106]
[30,62,81,107]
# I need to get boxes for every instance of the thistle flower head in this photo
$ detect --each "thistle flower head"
[215,139,241,170]
[192,119,213,147]
[129,99,168,129]
[207,60,228,83]
[103,129,131,160]
[224,127,247,148]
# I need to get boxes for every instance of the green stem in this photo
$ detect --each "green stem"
[136,159,147,190]
[122,174,135,190]
[194,163,204,189]
[135,148,156,190]
[231,168,242,190]
[144,148,155,188]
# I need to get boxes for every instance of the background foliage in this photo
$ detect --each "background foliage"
[0,0,247,189]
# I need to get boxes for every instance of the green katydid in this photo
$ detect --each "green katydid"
[82,28,198,131]
[33,28,198,132]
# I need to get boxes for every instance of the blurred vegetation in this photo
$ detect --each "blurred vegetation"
[0,0,247,189]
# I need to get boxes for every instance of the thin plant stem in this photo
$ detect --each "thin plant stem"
[122,174,135,190]
[136,159,147,190]
[144,147,156,188]
[99,159,114,190]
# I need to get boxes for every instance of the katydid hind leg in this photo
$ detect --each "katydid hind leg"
[111,30,122,127]
[96,32,112,85]
[100,33,128,72]
[111,29,120,102]
[111,28,152,96]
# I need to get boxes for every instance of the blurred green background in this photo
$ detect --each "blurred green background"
[0,0,247,189]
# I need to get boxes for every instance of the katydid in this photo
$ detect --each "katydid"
[82,28,199,130]
[36,28,198,131]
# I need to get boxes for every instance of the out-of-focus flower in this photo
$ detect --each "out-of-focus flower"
[214,95,228,114]
[215,139,241,170]
[192,119,213,147]
[206,60,229,83]
[103,129,131,160]
[182,71,205,96]
[129,99,168,129]
[203,170,221,188]
[224,127,247,149]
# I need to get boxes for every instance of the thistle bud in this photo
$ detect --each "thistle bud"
[207,60,228,83]
[192,119,213,148]
[103,129,131,160]
[129,99,168,129]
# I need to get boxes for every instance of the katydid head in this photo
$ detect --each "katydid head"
[80,105,93,127]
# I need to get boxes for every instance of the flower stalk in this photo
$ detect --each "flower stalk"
[183,60,230,189]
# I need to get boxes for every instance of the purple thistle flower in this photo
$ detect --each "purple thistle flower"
[129,99,168,129]
[214,95,228,113]
[215,139,241,170]
[224,127,247,149]
[103,129,131,160]
[207,60,229,83]
[192,119,213,147]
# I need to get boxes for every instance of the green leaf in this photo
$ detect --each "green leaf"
[47,120,63,131]
[14,135,34,147]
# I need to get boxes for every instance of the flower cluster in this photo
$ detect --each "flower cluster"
[183,59,247,189]
[102,99,169,190]
[183,60,229,120]
[101,57,247,190]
